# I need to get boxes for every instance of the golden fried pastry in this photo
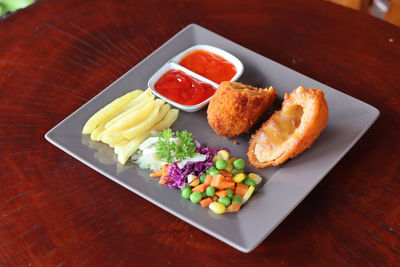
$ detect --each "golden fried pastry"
[248,86,328,168]
[207,81,277,138]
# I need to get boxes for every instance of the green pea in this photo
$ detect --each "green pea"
[202,192,207,198]
[206,165,217,174]
[226,189,234,199]
[205,186,215,197]
[208,169,220,176]
[190,192,202,203]
[181,184,190,191]
[218,197,231,207]
[232,195,242,204]
[243,179,256,187]
[233,159,245,170]
[215,159,228,170]
[199,173,207,183]
[181,188,192,199]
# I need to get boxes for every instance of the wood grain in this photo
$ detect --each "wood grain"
[0,0,399,265]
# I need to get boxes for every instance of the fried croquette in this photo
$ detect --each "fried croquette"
[248,86,328,168]
[207,81,277,138]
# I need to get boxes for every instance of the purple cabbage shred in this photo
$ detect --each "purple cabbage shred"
[162,140,230,189]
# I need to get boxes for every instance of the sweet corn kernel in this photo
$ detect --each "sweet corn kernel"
[233,173,246,183]
[212,155,222,163]
[226,163,233,172]
[217,150,230,161]
[227,157,237,164]
[248,173,262,184]
[209,202,226,214]
[231,168,243,176]
[187,174,199,187]
[242,186,255,204]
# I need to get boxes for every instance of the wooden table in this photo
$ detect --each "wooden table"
[1,0,399,265]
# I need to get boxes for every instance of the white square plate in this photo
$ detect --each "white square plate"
[45,24,379,252]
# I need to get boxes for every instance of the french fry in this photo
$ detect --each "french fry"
[114,140,129,155]
[105,92,154,129]
[155,104,171,124]
[108,138,126,148]
[103,99,157,146]
[117,133,151,164]
[90,123,105,141]
[101,100,155,135]
[97,91,155,140]
[101,132,125,147]
[152,109,179,132]
[121,89,152,112]
[82,90,142,134]
[122,99,164,139]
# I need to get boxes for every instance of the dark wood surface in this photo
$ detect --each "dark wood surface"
[1,0,399,265]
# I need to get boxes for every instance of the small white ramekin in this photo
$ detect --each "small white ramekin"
[148,62,218,112]
[148,45,243,112]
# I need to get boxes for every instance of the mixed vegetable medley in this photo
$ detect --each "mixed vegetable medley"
[140,129,262,214]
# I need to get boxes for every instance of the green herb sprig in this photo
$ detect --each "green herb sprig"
[156,129,196,163]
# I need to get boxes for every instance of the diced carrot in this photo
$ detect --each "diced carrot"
[235,183,249,197]
[204,174,213,186]
[226,203,242,212]
[215,190,227,198]
[158,164,172,184]
[200,197,212,207]
[211,175,235,190]
[210,174,224,188]
[211,196,218,202]
[192,183,207,192]
[161,164,169,177]
[226,183,236,190]
[219,170,232,178]
[223,176,234,183]
[219,180,235,190]
[149,170,162,177]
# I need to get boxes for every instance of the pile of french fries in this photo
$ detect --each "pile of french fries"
[82,89,179,164]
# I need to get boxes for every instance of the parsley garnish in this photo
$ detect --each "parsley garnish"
[156,129,196,163]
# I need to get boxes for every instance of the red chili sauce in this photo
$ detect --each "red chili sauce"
[178,50,236,84]
[154,70,215,106]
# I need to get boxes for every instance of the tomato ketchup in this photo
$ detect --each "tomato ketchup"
[178,50,236,83]
[154,70,215,106]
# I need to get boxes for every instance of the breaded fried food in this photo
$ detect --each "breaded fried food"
[248,86,328,168]
[207,81,277,138]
